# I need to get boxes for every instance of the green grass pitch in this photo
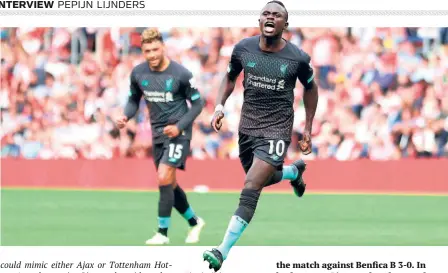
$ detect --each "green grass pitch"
[1,188,448,246]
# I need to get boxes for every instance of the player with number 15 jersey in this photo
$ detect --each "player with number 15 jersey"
[115,28,206,246]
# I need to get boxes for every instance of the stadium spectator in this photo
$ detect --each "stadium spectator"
[1,27,447,160]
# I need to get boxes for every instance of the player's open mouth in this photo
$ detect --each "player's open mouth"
[264,21,275,33]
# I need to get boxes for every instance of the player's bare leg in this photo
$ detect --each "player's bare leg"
[264,159,307,197]
[203,158,275,271]
[145,163,176,245]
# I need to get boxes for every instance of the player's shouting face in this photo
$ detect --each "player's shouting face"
[142,40,165,70]
[258,1,288,38]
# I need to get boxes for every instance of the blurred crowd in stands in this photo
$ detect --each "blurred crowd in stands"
[1,27,448,160]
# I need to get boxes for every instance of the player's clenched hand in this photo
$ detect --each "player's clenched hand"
[299,131,312,155]
[163,125,180,138]
[211,105,225,132]
[115,115,128,129]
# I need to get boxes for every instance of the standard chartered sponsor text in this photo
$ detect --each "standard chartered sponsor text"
[143,90,173,102]
[247,73,284,90]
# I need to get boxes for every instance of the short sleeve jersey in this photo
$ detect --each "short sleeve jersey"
[227,35,314,141]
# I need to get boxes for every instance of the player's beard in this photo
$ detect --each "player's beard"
[149,57,163,70]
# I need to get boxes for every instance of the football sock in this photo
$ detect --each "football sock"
[217,216,248,260]
[173,185,198,226]
[158,184,174,236]
[282,165,299,180]
[217,189,260,259]
[265,165,298,187]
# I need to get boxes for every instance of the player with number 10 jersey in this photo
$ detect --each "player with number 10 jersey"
[204,1,319,271]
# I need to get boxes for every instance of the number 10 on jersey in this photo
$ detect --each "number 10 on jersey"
[268,140,285,156]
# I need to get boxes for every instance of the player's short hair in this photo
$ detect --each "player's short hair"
[141,28,163,45]
[266,0,288,21]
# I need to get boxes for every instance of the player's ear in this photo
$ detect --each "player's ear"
[284,22,289,29]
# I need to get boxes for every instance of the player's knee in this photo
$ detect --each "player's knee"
[244,177,264,192]
[157,164,176,186]
[157,172,172,186]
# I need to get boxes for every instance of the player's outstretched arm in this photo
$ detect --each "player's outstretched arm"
[303,80,318,133]
[216,73,238,107]
[211,44,243,132]
[216,40,243,108]
[123,92,142,119]
[300,80,318,154]
[116,71,143,129]
[211,73,238,132]
[297,55,318,155]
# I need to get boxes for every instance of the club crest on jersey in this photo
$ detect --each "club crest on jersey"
[280,64,289,76]
[165,78,174,91]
